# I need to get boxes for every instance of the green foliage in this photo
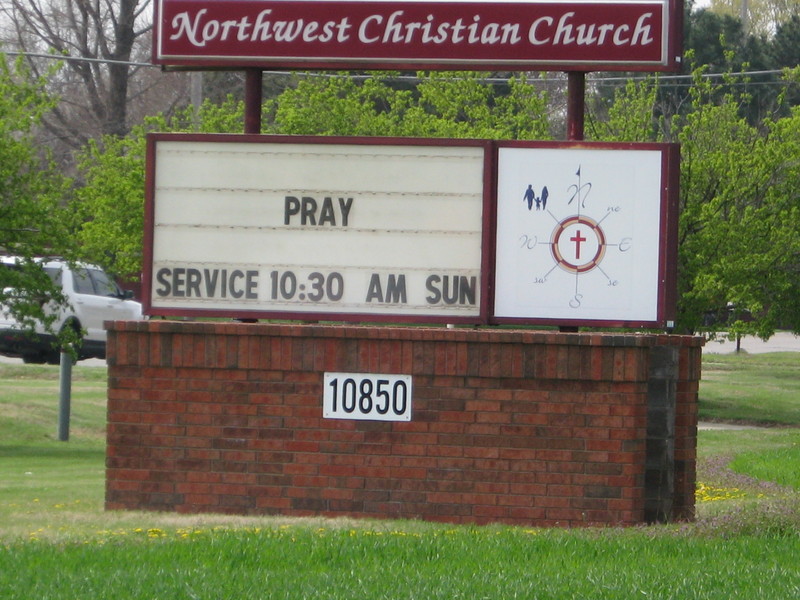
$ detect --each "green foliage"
[678,9,793,122]
[686,8,756,70]
[75,132,150,281]
[676,69,761,333]
[675,68,800,336]
[269,72,414,136]
[771,15,800,71]
[0,54,71,332]
[270,71,550,140]
[589,77,661,142]
[0,56,68,254]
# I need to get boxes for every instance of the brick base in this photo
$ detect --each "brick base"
[105,322,701,527]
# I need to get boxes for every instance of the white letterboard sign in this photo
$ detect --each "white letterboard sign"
[144,134,490,323]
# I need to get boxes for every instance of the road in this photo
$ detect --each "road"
[701,331,800,354]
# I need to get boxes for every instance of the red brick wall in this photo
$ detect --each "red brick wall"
[105,321,702,527]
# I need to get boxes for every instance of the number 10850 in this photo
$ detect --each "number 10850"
[323,373,413,421]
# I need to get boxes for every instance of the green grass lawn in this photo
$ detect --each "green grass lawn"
[1,353,799,599]
[699,352,800,424]
[3,524,799,599]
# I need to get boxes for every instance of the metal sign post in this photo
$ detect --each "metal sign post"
[58,350,72,441]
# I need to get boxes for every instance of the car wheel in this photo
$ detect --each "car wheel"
[44,351,62,365]
[22,353,48,364]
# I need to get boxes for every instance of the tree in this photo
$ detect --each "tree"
[673,9,778,122]
[709,0,800,36]
[675,69,800,337]
[770,15,800,105]
[1,0,190,171]
[771,15,800,65]
[588,77,661,142]
[0,54,71,332]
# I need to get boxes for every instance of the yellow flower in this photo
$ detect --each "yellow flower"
[695,482,747,502]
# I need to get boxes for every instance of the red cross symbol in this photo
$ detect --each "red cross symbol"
[570,230,587,259]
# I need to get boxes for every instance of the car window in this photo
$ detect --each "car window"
[72,268,96,295]
[89,269,120,297]
[44,266,62,287]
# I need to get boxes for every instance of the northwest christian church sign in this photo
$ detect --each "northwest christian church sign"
[154,0,682,72]
[146,1,681,328]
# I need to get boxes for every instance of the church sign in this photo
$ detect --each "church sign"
[154,0,682,72]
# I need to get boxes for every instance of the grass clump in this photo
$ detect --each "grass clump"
[2,525,799,599]
[729,443,800,490]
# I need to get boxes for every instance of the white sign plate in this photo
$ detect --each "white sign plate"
[146,135,488,322]
[494,144,672,325]
[323,372,412,421]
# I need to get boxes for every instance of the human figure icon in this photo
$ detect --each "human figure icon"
[540,186,549,210]
[523,184,535,210]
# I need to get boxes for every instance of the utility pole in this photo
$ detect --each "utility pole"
[190,71,203,129]
[740,0,750,34]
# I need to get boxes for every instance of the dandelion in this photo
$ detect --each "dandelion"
[695,482,747,503]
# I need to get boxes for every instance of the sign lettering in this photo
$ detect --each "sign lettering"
[154,0,680,72]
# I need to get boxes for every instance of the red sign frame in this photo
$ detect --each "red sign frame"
[154,0,683,72]
[143,134,495,325]
[143,135,679,328]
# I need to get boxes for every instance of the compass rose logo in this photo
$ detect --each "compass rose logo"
[517,163,628,309]
[550,215,606,274]
[495,144,666,323]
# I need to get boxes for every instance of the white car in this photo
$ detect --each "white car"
[0,256,143,363]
